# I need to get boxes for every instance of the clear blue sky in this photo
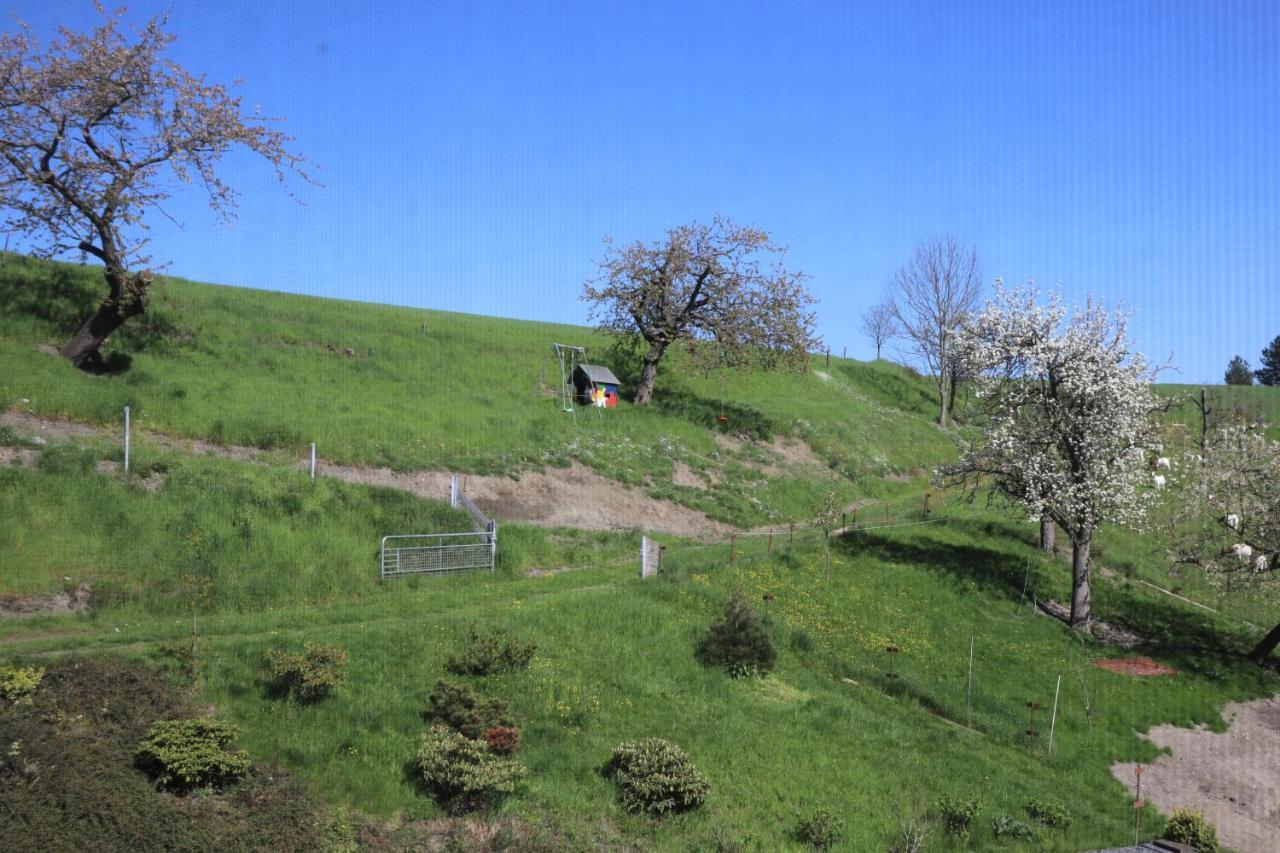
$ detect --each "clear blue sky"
[14,1,1279,383]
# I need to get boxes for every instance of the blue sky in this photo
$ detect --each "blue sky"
[14,0,1279,383]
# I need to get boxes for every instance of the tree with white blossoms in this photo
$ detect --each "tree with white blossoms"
[940,284,1161,628]
[1164,425,1280,663]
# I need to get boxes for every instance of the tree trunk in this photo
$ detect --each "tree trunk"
[60,267,152,369]
[1039,513,1055,553]
[1248,621,1280,664]
[632,341,668,406]
[937,372,949,430]
[1069,538,1091,628]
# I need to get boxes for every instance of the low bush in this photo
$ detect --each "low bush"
[445,624,536,676]
[0,664,44,704]
[263,642,348,701]
[135,717,252,793]
[795,809,845,850]
[1163,808,1220,853]
[426,680,515,740]
[483,725,522,755]
[934,796,980,840]
[37,444,98,475]
[414,724,527,813]
[1024,797,1072,829]
[695,587,777,678]
[991,814,1036,840]
[602,739,710,816]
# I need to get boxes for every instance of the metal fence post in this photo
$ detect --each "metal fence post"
[309,442,317,480]
[123,406,130,473]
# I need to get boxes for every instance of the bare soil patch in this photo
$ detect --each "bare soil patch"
[2,411,731,537]
[1112,696,1280,853]
[1094,656,1178,677]
[672,460,706,488]
[0,582,92,619]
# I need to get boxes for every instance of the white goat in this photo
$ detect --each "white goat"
[1232,543,1254,562]
[1155,457,1171,470]
[1152,474,1166,489]
[1254,554,1269,573]
[1226,513,1241,531]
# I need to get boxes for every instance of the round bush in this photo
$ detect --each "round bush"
[414,724,526,813]
[1164,808,1220,853]
[602,739,710,815]
[135,717,251,793]
[796,809,845,850]
[263,641,348,701]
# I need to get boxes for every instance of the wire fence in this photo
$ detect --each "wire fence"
[642,496,1105,753]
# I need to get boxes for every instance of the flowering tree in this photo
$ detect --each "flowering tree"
[1164,425,1280,662]
[582,216,819,405]
[940,285,1160,627]
[0,6,309,369]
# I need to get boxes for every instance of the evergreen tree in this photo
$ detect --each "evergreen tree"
[695,587,777,677]
[1225,355,1254,386]
[1257,336,1280,386]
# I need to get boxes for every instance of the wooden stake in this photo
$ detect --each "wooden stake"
[1048,673,1062,753]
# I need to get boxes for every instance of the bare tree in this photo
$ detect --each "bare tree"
[582,216,819,406]
[887,237,982,429]
[859,299,896,360]
[0,6,310,369]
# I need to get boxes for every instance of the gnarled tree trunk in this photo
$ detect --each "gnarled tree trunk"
[60,266,153,369]
[1069,537,1091,628]
[632,341,668,406]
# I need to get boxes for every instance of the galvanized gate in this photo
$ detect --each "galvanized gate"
[379,476,497,580]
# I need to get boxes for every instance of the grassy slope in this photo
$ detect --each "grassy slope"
[3,255,1278,848]
[0,254,955,526]
[0,457,1273,851]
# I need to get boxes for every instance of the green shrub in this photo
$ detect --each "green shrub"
[0,664,44,704]
[38,444,97,474]
[795,809,845,850]
[602,739,710,815]
[1024,797,1072,829]
[934,796,980,840]
[263,642,348,701]
[135,717,251,793]
[414,724,526,813]
[445,624,536,676]
[1163,808,1220,853]
[991,814,1036,840]
[426,680,514,740]
[695,587,777,678]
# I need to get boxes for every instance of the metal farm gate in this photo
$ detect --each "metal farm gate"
[379,476,497,580]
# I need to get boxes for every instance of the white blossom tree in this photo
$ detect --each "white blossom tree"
[941,284,1161,627]
[1164,425,1280,662]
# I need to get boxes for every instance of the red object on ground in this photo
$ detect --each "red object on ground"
[1094,656,1178,677]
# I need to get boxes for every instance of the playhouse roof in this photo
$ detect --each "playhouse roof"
[574,363,621,385]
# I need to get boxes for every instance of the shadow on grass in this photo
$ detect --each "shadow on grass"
[652,389,780,440]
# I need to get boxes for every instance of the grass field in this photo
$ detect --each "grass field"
[3,254,1278,850]
[1,453,1274,851]
[0,254,957,527]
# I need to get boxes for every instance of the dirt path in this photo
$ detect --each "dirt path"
[1111,695,1280,853]
[1,410,732,538]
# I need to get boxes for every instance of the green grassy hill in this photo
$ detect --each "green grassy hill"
[0,254,957,527]
[2,255,1277,850]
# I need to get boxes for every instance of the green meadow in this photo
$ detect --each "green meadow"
[1,255,1277,850]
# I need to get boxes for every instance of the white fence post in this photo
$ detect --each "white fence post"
[450,474,458,508]
[309,442,317,481]
[123,406,130,473]
[1047,673,1063,754]
[641,535,660,578]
